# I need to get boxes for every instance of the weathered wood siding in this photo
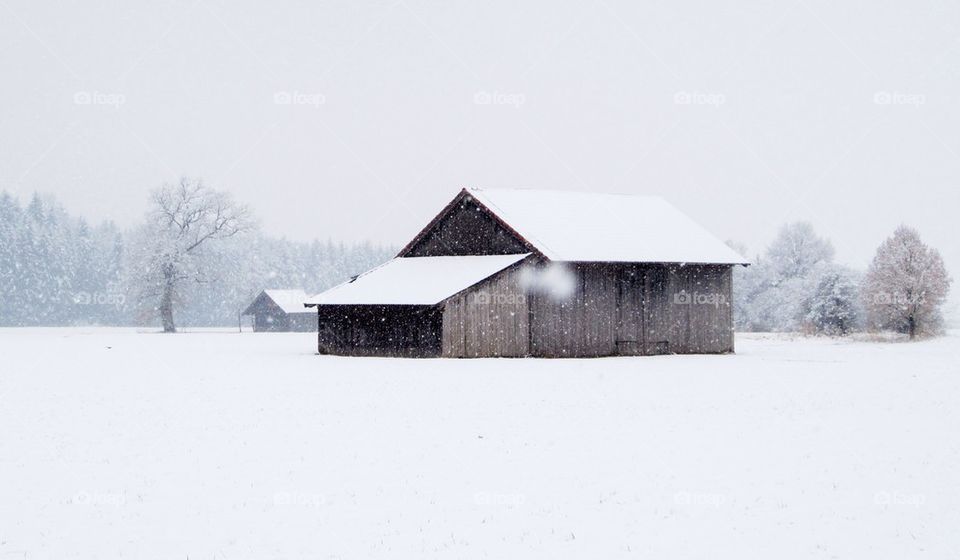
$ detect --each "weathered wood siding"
[528,263,619,357]
[403,197,531,257]
[317,305,442,357]
[637,264,734,355]
[441,265,530,357]
[528,263,734,357]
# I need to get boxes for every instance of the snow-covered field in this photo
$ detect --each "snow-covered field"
[1,328,958,559]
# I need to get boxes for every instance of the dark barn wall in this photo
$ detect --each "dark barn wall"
[286,313,317,332]
[246,295,289,332]
[252,312,314,332]
[253,312,289,332]
[403,197,530,257]
[528,263,734,357]
[317,305,443,358]
[441,264,530,357]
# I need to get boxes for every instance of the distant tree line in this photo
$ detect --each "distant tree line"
[0,185,394,328]
[730,223,952,339]
[1,183,951,338]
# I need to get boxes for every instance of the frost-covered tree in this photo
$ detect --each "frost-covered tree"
[800,266,861,335]
[861,225,951,338]
[129,178,255,332]
[766,222,834,280]
[732,222,837,332]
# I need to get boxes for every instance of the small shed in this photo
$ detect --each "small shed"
[242,289,315,332]
[305,188,749,357]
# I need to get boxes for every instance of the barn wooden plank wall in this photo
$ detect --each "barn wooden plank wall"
[527,263,618,357]
[442,265,530,357]
[443,262,734,358]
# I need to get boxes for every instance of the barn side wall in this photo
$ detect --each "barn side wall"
[528,263,734,357]
[316,305,443,358]
[252,311,289,332]
[441,265,530,358]
[287,313,317,332]
[527,263,618,357]
[636,264,734,355]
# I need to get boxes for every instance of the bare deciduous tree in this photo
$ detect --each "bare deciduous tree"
[131,178,255,332]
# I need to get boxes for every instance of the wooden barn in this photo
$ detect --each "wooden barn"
[304,188,749,357]
[242,289,315,332]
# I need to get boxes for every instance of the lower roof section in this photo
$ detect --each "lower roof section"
[304,254,530,307]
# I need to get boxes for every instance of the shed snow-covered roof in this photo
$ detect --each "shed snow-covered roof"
[305,254,529,306]
[465,188,749,265]
[260,289,312,314]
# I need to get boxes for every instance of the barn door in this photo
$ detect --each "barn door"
[616,265,644,355]
[643,266,671,355]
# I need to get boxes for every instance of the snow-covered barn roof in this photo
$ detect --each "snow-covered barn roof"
[458,188,749,265]
[243,289,312,315]
[304,254,529,306]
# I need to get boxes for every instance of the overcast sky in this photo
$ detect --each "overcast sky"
[2,0,959,301]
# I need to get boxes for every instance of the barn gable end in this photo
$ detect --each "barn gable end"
[399,191,536,257]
